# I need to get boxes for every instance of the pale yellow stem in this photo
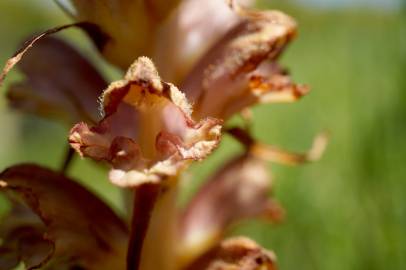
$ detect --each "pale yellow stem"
[127,179,178,270]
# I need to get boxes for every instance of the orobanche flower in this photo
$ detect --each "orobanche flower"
[0,1,327,270]
[69,57,221,187]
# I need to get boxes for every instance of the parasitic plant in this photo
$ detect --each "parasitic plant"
[0,1,327,269]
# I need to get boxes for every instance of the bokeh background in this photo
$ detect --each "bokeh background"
[0,0,405,269]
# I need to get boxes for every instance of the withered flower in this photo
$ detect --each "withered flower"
[0,1,327,270]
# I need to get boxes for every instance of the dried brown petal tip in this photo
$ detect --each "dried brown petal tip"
[249,64,310,104]
[69,57,222,187]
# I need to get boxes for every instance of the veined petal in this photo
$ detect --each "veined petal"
[69,57,222,187]
[154,0,253,83]
[178,154,282,266]
[181,8,306,120]
[0,164,128,270]
[6,36,107,124]
[184,237,277,270]
[68,0,182,69]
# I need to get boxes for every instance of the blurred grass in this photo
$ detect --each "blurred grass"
[0,1,405,270]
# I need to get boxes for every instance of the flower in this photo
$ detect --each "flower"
[69,57,222,187]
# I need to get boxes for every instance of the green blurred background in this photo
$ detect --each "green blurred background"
[0,0,405,269]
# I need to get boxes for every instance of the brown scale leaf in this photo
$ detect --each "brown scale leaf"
[5,36,107,124]
[0,164,128,270]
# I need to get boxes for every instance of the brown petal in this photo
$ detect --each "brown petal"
[153,0,254,83]
[69,0,182,69]
[5,36,107,124]
[184,237,277,270]
[0,23,106,86]
[0,164,128,270]
[178,154,282,266]
[180,8,305,120]
[69,57,222,187]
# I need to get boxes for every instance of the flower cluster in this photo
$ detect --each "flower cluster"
[0,1,327,270]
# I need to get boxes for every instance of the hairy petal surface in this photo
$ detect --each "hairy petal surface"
[68,0,182,69]
[184,237,277,270]
[178,154,282,266]
[181,8,307,120]
[69,57,222,187]
[6,36,106,124]
[0,164,128,270]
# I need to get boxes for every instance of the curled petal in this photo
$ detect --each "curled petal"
[69,57,222,187]
[69,0,182,68]
[179,154,282,265]
[181,8,305,120]
[248,63,309,104]
[6,36,107,124]
[0,164,128,270]
[184,237,277,270]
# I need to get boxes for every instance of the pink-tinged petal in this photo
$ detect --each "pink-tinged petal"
[68,0,182,69]
[180,8,306,120]
[0,164,128,270]
[69,57,222,187]
[184,237,277,270]
[178,154,282,266]
[5,36,107,124]
[154,0,253,83]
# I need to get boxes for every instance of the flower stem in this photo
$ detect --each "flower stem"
[127,181,177,270]
[60,145,75,173]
